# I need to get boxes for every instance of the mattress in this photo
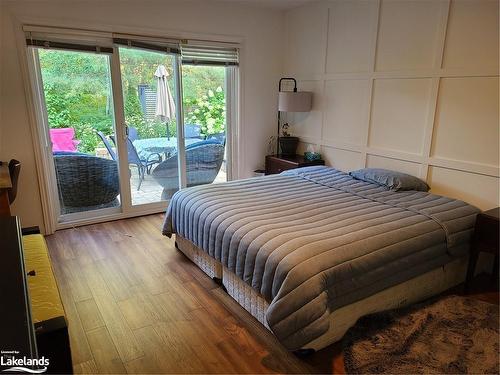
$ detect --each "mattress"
[164,166,479,350]
[176,234,468,351]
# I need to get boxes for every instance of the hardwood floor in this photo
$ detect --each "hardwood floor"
[46,214,498,374]
[46,214,344,374]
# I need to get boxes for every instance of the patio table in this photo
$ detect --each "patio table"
[133,137,199,160]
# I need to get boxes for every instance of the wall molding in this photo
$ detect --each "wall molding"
[287,0,499,209]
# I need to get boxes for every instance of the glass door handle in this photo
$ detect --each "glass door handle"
[124,124,129,139]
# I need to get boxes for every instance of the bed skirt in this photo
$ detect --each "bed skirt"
[174,234,468,351]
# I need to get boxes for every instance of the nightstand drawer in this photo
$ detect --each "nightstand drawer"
[265,154,325,175]
[266,159,296,174]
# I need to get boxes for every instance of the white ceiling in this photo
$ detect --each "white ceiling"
[223,0,319,10]
[0,0,319,11]
[0,0,321,11]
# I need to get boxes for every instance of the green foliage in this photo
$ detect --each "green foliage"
[38,48,225,155]
[185,87,225,136]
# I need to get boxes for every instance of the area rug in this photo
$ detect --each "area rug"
[342,295,499,374]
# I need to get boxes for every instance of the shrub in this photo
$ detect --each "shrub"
[185,86,225,137]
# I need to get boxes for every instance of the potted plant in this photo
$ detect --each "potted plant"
[279,123,299,155]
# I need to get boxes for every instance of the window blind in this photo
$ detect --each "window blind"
[181,45,239,66]
[25,38,113,54]
[24,27,113,54]
[113,38,180,55]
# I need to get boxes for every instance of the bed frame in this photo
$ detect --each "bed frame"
[175,234,468,352]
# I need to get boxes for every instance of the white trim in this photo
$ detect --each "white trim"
[174,56,187,190]
[225,65,239,181]
[109,46,132,212]
[21,44,58,234]
[56,204,168,230]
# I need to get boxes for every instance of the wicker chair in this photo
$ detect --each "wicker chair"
[53,153,120,214]
[151,141,225,200]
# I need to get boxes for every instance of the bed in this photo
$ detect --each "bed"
[163,166,479,352]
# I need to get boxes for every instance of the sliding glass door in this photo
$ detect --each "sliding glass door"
[117,47,181,206]
[27,30,237,228]
[35,48,121,220]
[117,49,231,207]
[182,65,228,185]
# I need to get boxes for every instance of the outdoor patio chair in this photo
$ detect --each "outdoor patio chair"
[128,126,139,142]
[53,152,120,215]
[96,131,117,160]
[184,124,204,139]
[109,135,162,191]
[151,140,225,200]
[207,132,226,145]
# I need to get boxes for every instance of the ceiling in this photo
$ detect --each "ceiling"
[223,0,319,10]
[0,0,319,11]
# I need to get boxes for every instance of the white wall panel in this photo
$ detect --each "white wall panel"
[326,0,378,73]
[322,146,364,172]
[375,0,443,71]
[290,80,323,139]
[442,0,499,70]
[366,155,421,177]
[285,3,328,76]
[323,79,370,145]
[369,78,432,154]
[285,0,499,209]
[431,77,499,166]
[428,167,500,211]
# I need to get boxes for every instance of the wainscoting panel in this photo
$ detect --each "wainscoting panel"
[431,77,499,166]
[375,0,445,72]
[368,78,433,155]
[322,146,364,172]
[442,0,499,70]
[428,166,500,211]
[326,0,378,73]
[324,79,370,145]
[284,0,499,210]
[292,80,324,139]
[284,4,328,76]
[366,155,422,178]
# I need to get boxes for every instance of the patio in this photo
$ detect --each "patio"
[96,139,227,206]
[129,161,227,205]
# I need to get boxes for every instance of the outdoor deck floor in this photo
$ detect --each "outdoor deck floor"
[129,164,227,205]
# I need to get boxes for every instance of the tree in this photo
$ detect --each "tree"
[38,48,226,154]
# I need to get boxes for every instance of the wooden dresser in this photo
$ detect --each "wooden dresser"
[0,162,12,216]
[265,154,325,175]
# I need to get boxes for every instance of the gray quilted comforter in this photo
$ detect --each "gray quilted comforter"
[163,166,479,349]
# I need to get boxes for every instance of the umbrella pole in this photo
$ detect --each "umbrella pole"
[166,120,170,140]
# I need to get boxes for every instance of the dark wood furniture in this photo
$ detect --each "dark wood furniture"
[265,154,325,175]
[0,162,12,216]
[23,227,73,374]
[0,217,72,374]
[0,216,38,371]
[466,207,499,290]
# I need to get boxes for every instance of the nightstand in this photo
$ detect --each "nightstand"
[465,207,499,290]
[265,154,325,175]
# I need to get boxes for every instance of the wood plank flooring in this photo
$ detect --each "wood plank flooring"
[46,214,498,374]
[46,214,344,374]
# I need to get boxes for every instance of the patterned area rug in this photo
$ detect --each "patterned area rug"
[342,295,499,374]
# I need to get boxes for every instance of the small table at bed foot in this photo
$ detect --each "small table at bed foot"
[465,207,499,291]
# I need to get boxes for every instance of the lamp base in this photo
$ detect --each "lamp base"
[279,136,299,156]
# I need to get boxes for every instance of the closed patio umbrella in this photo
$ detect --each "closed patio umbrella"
[154,65,176,139]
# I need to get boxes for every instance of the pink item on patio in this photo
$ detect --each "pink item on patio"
[49,128,80,152]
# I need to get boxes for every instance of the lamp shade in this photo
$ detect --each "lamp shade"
[278,91,312,112]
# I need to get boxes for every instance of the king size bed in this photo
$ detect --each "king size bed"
[162,166,479,352]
